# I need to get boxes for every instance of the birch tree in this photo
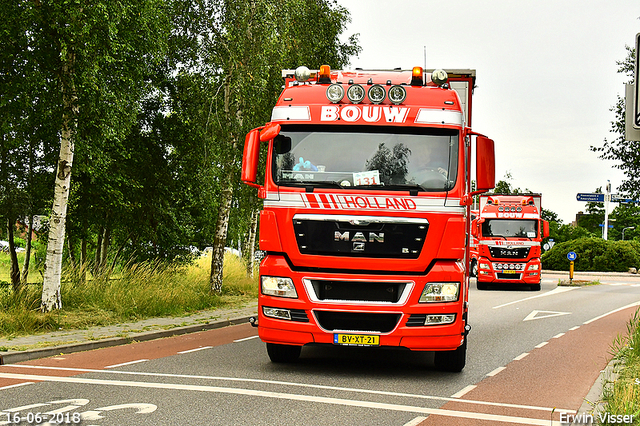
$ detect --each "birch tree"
[33,0,170,311]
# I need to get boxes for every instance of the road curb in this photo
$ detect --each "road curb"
[0,315,253,365]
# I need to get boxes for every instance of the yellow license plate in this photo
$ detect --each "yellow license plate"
[333,334,379,346]
[502,270,518,274]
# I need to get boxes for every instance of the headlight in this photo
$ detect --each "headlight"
[261,276,298,298]
[479,262,491,270]
[528,264,540,271]
[419,282,460,303]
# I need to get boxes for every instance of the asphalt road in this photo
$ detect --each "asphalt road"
[1,273,639,425]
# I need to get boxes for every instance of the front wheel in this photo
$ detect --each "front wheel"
[530,282,541,291]
[434,337,467,372]
[266,343,301,363]
[470,259,478,277]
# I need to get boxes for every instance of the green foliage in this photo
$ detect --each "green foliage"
[541,237,640,272]
[0,253,256,337]
[601,310,640,423]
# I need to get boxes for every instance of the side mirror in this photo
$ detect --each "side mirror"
[260,122,281,142]
[471,219,479,238]
[241,129,260,186]
[543,220,550,238]
[476,136,495,191]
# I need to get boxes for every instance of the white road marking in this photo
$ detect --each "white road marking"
[486,367,506,377]
[177,346,213,354]
[535,342,548,349]
[493,287,579,309]
[0,382,33,391]
[583,300,640,325]
[104,359,149,369]
[2,364,576,413]
[553,333,565,339]
[0,372,570,425]
[569,326,580,331]
[451,385,476,398]
[403,416,427,426]
[513,353,529,361]
[233,335,259,343]
[523,310,571,321]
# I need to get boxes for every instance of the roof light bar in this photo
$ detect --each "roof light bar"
[367,84,386,104]
[346,84,366,104]
[326,83,344,103]
[388,85,406,105]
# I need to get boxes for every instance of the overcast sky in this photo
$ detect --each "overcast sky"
[338,0,639,224]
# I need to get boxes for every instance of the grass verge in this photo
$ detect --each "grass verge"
[0,252,257,338]
[600,309,640,424]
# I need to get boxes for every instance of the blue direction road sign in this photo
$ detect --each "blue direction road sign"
[576,193,605,202]
[567,251,577,261]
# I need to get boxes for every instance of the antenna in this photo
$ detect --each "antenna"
[423,45,427,70]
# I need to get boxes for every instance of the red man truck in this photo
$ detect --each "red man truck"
[241,65,495,371]
[470,194,549,291]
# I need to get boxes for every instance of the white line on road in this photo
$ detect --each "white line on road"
[535,342,548,349]
[486,367,506,377]
[177,346,213,354]
[451,385,476,398]
[553,333,565,339]
[492,287,579,309]
[2,364,575,413]
[583,301,640,325]
[233,336,259,343]
[0,372,571,425]
[569,326,580,331]
[0,382,33,391]
[403,416,428,426]
[513,353,529,361]
[104,359,149,369]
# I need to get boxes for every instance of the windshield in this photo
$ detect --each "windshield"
[482,219,538,238]
[272,125,459,191]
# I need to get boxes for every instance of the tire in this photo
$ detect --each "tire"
[434,337,467,372]
[530,283,541,291]
[266,343,301,363]
[470,259,478,278]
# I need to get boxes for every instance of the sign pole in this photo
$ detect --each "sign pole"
[604,180,610,240]
[570,261,574,284]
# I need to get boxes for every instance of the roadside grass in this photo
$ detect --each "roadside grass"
[0,252,257,338]
[557,279,601,287]
[600,310,640,424]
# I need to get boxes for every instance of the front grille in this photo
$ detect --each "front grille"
[314,311,401,333]
[293,215,428,259]
[309,280,407,303]
[488,246,530,259]
[496,272,522,280]
[290,309,309,322]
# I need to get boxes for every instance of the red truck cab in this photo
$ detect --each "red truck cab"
[471,194,549,291]
[242,66,495,371]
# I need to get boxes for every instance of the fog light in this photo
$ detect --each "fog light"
[424,314,456,325]
[368,84,386,104]
[388,85,406,104]
[263,306,291,320]
[346,84,366,104]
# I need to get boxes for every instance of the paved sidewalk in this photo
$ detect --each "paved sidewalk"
[0,301,258,365]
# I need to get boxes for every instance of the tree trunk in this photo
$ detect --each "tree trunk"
[245,209,258,278]
[94,225,103,277]
[21,215,34,285]
[209,184,233,293]
[100,226,110,271]
[80,237,87,283]
[7,219,22,293]
[41,52,78,312]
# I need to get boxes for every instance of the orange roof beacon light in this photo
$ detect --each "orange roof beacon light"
[318,65,332,84]
[411,66,424,86]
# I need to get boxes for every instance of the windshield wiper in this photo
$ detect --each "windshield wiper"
[279,180,345,190]
[366,183,427,193]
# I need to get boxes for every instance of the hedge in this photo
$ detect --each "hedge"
[541,237,640,272]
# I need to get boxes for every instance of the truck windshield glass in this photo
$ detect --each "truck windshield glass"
[272,125,459,191]
[482,219,538,239]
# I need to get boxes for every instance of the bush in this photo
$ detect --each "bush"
[542,237,640,272]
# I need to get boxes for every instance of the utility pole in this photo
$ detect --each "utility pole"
[604,180,611,240]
